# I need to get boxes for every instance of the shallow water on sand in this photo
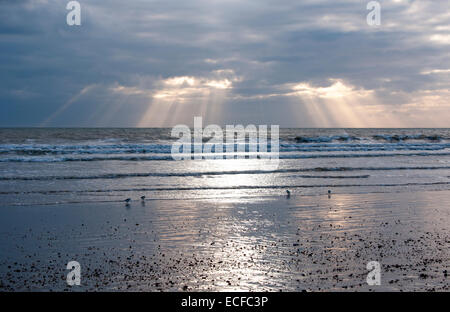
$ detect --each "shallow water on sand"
[0,190,448,291]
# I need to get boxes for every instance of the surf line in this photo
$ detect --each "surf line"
[181,296,215,310]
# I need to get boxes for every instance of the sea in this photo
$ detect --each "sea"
[0,128,449,206]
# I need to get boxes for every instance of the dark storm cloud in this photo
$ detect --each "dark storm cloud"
[0,0,449,126]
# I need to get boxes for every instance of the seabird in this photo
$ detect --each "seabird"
[124,198,131,203]
[328,190,332,194]
[140,196,146,201]
[286,190,291,197]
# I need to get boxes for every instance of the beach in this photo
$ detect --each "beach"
[0,128,449,291]
[0,190,449,291]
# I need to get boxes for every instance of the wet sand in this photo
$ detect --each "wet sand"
[0,190,449,291]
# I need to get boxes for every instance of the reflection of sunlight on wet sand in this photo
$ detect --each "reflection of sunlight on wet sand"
[324,195,355,230]
[206,209,279,291]
[142,192,279,291]
[288,193,370,237]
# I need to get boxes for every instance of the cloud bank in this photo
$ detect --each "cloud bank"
[0,0,449,127]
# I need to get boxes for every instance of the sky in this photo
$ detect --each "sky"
[0,0,449,127]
